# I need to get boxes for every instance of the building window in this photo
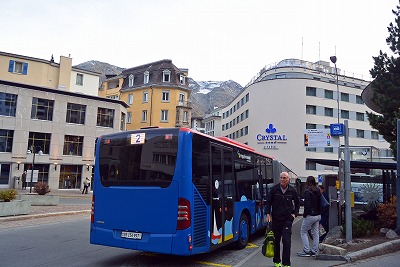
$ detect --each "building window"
[324,89,334,99]
[28,132,51,154]
[306,123,317,129]
[128,94,133,105]
[179,93,185,105]
[120,112,126,131]
[341,92,349,102]
[341,110,349,119]
[76,73,84,86]
[161,110,168,122]
[163,70,171,82]
[97,107,114,128]
[306,161,317,170]
[144,71,149,84]
[63,135,83,156]
[306,105,316,114]
[129,74,134,87]
[142,110,147,122]
[245,93,249,102]
[371,131,379,140]
[306,86,317,96]
[180,75,185,85]
[162,91,170,102]
[356,95,364,104]
[356,129,365,138]
[325,107,333,117]
[324,147,334,153]
[0,92,17,117]
[66,103,86,124]
[356,112,364,121]
[127,112,132,123]
[0,129,13,152]
[8,60,28,74]
[31,97,54,121]
[183,111,188,122]
[143,91,148,103]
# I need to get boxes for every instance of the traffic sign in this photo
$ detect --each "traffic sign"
[330,123,344,136]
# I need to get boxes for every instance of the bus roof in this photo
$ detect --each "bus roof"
[180,127,276,160]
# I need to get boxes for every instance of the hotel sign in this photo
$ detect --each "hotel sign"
[256,123,288,150]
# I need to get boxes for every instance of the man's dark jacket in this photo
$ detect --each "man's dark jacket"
[265,184,300,221]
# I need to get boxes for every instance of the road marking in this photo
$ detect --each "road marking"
[192,260,232,267]
[246,242,258,248]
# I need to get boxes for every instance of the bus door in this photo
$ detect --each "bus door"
[210,144,234,248]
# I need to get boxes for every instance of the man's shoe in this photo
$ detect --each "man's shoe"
[273,263,282,267]
[283,265,290,267]
[297,250,312,257]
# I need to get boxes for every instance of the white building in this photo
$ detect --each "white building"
[0,79,128,190]
[207,59,393,179]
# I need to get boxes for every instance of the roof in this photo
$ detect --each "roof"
[306,158,396,170]
[0,79,129,108]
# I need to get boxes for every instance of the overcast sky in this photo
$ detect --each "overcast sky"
[1,0,398,86]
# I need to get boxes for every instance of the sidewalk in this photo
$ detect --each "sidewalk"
[0,189,91,223]
[235,218,347,267]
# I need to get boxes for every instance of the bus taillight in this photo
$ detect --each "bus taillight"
[91,195,95,223]
[177,198,191,230]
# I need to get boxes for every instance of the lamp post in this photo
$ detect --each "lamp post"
[330,56,340,125]
[27,146,42,193]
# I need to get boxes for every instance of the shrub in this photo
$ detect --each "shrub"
[34,182,50,195]
[0,189,18,202]
[342,218,374,238]
[376,196,397,229]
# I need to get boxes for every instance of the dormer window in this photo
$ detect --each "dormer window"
[163,70,171,82]
[179,75,185,85]
[129,74,134,87]
[144,71,149,84]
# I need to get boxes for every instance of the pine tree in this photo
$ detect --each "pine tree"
[367,1,400,158]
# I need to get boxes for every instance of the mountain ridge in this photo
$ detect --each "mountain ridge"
[74,60,244,117]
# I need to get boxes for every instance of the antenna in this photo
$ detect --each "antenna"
[319,42,321,62]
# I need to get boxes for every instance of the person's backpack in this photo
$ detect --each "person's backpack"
[261,222,274,258]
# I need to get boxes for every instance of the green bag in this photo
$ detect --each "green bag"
[261,222,274,258]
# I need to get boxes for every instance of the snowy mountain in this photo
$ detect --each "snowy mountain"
[74,61,244,117]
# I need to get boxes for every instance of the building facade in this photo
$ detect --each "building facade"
[0,51,101,96]
[206,59,393,179]
[99,59,192,130]
[0,52,128,190]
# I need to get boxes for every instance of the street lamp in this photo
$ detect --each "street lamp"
[330,56,340,125]
[27,146,43,193]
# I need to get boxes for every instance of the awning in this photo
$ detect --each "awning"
[306,158,397,170]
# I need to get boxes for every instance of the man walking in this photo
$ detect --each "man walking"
[266,172,300,267]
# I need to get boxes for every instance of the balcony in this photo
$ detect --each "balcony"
[176,100,192,108]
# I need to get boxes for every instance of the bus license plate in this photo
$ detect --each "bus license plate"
[121,231,142,240]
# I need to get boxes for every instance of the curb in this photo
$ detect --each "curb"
[316,239,400,262]
[0,210,90,222]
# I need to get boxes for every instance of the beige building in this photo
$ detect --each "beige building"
[0,52,128,189]
[0,51,101,96]
[99,59,192,130]
[203,59,393,180]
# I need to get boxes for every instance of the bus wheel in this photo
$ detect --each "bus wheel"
[236,213,249,249]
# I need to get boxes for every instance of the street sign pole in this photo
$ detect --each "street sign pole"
[344,120,352,242]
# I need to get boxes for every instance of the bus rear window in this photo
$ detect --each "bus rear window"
[99,129,179,187]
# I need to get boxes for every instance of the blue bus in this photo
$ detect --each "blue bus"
[90,127,296,255]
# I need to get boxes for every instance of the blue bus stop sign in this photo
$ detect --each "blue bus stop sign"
[330,123,344,136]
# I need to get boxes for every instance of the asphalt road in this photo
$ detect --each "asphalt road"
[0,215,264,267]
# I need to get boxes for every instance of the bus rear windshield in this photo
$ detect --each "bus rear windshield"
[99,129,179,187]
